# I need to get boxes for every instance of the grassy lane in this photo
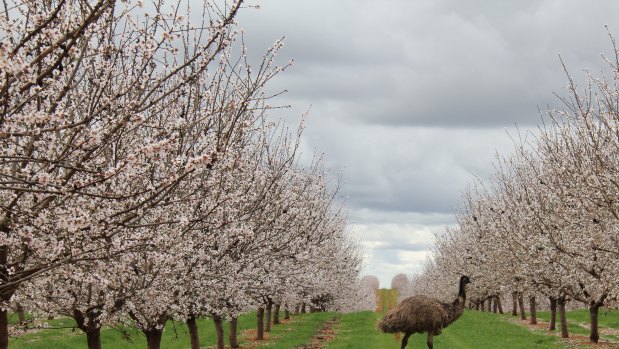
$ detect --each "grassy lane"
[8,311,336,349]
[250,312,336,349]
[327,311,395,349]
[535,309,619,344]
[431,311,561,349]
[328,310,563,349]
[11,304,619,348]
[10,313,257,349]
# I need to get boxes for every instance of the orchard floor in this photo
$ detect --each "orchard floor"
[8,306,619,348]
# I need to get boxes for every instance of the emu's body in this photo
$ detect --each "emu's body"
[378,276,470,349]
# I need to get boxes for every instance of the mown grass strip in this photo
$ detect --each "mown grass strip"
[10,315,249,349]
[9,311,266,349]
[8,311,336,349]
[252,312,336,349]
[330,311,564,349]
[327,311,397,349]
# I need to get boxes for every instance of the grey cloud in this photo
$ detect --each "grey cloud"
[230,0,619,284]
[305,123,519,214]
[374,242,429,252]
[239,0,619,128]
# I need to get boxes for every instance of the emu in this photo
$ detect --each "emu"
[378,275,471,349]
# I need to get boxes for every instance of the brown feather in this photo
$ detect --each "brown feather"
[378,276,469,338]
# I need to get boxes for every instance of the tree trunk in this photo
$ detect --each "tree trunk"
[301,303,306,314]
[144,329,164,349]
[518,293,527,320]
[486,298,492,312]
[187,315,201,349]
[256,306,265,340]
[16,303,26,325]
[493,297,498,313]
[549,297,557,331]
[0,308,9,349]
[213,316,225,349]
[529,296,537,325]
[511,292,518,316]
[229,316,240,348]
[284,304,290,320]
[294,305,300,314]
[265,300,273,332]
[273,304,281,325]
[496,296,504,314]
[589,302,602,343]
[85,327,102,349]
[73,309,102,349]
[558,296,569,338]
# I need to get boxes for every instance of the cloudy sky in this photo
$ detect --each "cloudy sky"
[234,0,619,288]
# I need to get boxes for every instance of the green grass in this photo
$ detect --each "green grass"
[327,311,395,349]
[259,312,336,349]
[328,310,563,349]
[8,311,336,349]
[12,304,619,348]
[538,308,619,330]
[536,308,619,341]
[9,312,259,349]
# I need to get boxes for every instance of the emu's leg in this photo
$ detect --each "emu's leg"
[427,332,434,349]
[400,332,411,349]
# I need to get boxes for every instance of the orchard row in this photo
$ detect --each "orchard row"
[0,1,374,349]
[404,32,619,344]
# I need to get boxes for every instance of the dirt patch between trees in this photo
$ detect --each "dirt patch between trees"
[515,318,619,349]
[292,316,340,349]
[239,317,340,349]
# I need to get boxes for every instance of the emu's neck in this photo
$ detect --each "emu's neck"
[452,280,467,311]
[458,280,467,301]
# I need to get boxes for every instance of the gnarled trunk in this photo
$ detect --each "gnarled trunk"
[589,300,605,343]
[144,329,164,349]
[256,306,265,340]
[187,315,200,349]
[265,300,273,332]
[518,293,527,320]
[85,328,102,349]
[213,315,225,349]
[133,314,168,349]
[74,309,103,349]
[0,308,8,349]
[529,296,537,325]
[511,292,518,316]
[496,296,504,314]
[16,303,26,325]
[558,296,569,338]
[273,303,281,325]
[548,297,557,331]
[229,316,239,348]
[284,304,290,320]
[0,243,14,349]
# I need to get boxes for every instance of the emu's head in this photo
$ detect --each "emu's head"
[460,275,471,285]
